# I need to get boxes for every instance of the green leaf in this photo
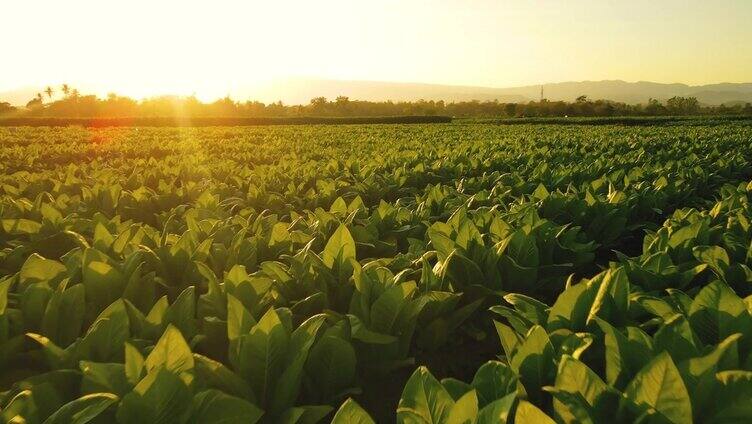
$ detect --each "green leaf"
[552,355,617,422]
[236,307,290,406]
[227,294,256,341]
[270,315,326,415]
[446,389,478,424]
[117,368,192,424]
[43,393,118,424]
[0,276,11,315]
[706,371,752,423]
[586,267,629,325]
[80,361,131,397]
[82,248,126,311]
[190,389,264,424]
[1,218,42,235]
[475,394,516,424]
[594,318,652,389]
[144,325,194,374]
[493,320,521,360]
[547,279,597,332]
[514,400,555,424]
[441,378,472,401]
[323,224,356,268]
[370,282,415,334]
[397,366,455,424]
[79,299,131,362]
[653,315,699,363]
[306,336,356,402]
[470,361,518,407]
[193,354,254,402]
[688,280,747,344]
[332,398,374,424]
[692,245,730,275]
[509,325,555,402]
[125,342,144,386]
[20,254,67,287]
[624,352,692,424]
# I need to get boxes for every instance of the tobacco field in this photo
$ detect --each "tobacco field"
[1,123,752,423]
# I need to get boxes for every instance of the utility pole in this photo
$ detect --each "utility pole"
[540,85,544,102]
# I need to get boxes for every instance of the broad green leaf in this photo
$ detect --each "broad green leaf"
[0,276,10,314]
[43,393,118,424]
[227,293,255,341]
[475,394,516,424]
[547,279,597,332]
[509,325,555,402]
[1,218,42,235]
[20,254,67,287]
[688,279,747,344]
[306,336,356,402]
[236,307,290,406]
[323,224,356,268]
[190,389,264,424]
[595,318,653,389]
[370,282,415,334]
[117,368,192,424]
[624,352,692,424]
[270,315,327,414]
[706,371,752,423]
[470,361,518,407]
[332,398,374,424]
[397,366,454,424]
[692,245,730,275]
[653,315,699,362]
[125,342,144,385]
[441,378,472,401]
[144,325,194,374]
[514,400,555,424]
[193,354,254,402]
[80,361,131,396]
[79,299,131,362]
[446,390,478,424]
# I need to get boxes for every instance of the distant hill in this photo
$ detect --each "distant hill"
[3,79,752,106]
[519,80,752,105]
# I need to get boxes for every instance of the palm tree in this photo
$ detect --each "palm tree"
[36,92,43,101]
[61,84,70,98]
[44,86,54,99]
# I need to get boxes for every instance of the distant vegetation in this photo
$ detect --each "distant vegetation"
[1,85,751,120]
[0,116,451,127]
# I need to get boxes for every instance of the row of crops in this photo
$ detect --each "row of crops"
[1,123,751,423]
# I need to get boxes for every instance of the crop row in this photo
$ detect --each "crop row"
[0,124,751,423]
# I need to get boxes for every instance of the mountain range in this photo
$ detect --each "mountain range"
[3,79,752,106]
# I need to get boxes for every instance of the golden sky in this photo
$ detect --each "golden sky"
[2,0,751,100]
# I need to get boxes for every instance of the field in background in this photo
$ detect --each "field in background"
[1,122,752,422]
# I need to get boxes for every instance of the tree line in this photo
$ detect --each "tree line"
[1,85,751,118]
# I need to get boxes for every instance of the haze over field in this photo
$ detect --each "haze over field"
[4,79,752,106]
[2,0,751,104]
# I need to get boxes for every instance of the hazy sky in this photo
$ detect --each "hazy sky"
[2,0,751,99]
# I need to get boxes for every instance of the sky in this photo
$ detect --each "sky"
[2,0,751,100]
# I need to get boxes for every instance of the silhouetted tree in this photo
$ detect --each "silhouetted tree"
[0,102,16,115]
[9,86,750,119]
[26,95,44,110]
